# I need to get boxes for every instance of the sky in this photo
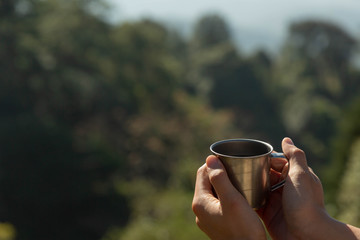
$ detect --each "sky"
[108,0,360,54]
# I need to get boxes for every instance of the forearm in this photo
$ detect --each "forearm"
[301,210,360,240]
[320,218,359,240]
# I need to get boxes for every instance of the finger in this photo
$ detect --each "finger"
[269,168,282,185]
[281,162,289,180]
[195,216,202,229]
[194,163,213,198]
[206,155,241,204]
[192,163,218,217]
[270,156,288,172]
[195,216,208,234]
[282,137,309,173]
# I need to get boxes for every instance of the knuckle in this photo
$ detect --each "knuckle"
[290,166,308,177]
[208,169,226,184]
[196,164,206,176]
[191,199,203,216]
[291,147,305,158]
[290,167,315,185]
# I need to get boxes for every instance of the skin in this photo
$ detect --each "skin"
[192,137,360,240]
[192,155,266,240]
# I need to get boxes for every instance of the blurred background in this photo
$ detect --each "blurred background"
[1,0,360,239]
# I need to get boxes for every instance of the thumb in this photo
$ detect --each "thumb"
[282,137,308,173]
[206,155,240,202]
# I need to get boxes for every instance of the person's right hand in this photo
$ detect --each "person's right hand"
[258,137,360,240]
[192,155,267,240]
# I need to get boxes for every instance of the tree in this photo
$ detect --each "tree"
[272,20,359,168]
[191,14,231,50]
[187,14,284,144]
[324,95,360,206]
[0,0,130,239]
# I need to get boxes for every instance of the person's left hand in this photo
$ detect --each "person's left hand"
[256,138,327,240]
[192,155,267,240]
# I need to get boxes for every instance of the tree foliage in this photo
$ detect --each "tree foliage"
[336,138,360,226]
[272,20,359,168]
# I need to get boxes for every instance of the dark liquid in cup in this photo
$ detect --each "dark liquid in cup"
[230,154,257,157]
[212,140,270,157]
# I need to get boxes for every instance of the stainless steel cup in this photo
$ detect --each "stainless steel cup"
[210,138,288,209]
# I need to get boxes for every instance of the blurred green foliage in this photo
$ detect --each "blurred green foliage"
[336,138,360,226]
[1,0,360,239]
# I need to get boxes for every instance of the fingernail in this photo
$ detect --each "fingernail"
[206,156,222,170]
[284,137,294,145]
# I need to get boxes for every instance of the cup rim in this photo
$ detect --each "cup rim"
[209,138,273,158]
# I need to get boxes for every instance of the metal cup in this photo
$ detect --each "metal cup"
[210,138,288,209]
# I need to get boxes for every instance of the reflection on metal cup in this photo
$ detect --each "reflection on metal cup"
[210,138,287,209]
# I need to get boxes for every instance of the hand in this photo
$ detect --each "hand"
[257,137,360,240]
[192,155,266,240]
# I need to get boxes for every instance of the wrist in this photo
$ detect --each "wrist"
[287,205,329,239]
[301,207,331,239]
[229,228,267,240]
[228,231,267,240]
[298,207,356,240]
